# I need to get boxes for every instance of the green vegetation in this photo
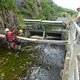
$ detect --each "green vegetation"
[0,0,23,28]
[0,0,77,80]
[19,0,77,20]
[0,46,38,80]
[0,0,77,28]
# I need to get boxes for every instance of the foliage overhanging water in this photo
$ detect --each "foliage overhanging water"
[0,43,65,80]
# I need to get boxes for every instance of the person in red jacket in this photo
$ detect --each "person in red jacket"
[5,27,17,49]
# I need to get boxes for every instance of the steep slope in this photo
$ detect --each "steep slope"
[0,0,23,29]
[19,0,77,20]
[0,0,77,29]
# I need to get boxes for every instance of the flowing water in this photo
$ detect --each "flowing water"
[0,43,66,80]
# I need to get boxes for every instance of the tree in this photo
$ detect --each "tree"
[0,0,24,28]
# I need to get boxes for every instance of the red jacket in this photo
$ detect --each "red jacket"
[6,29,16,41]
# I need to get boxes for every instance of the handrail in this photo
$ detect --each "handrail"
[62,19,80,80]
[24,19,63,25]
[74,22,80,34]
[0,34,67,45]
[68,21,79,80]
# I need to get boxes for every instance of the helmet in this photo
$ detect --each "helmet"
[5,28,9,32]
[19,29,23,33]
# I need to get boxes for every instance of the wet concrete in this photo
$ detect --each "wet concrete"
[20,44,66,80]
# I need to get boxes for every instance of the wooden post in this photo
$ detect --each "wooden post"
[42,30,46,39]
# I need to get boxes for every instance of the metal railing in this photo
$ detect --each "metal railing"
[62,19,80,80]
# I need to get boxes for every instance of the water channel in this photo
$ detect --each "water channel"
[0,41,66,80]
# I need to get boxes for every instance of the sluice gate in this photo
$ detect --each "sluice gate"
[20,19,80,80]
[24,19,66,40]
[0,19,67,45]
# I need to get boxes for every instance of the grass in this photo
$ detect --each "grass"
[0,45,37,80]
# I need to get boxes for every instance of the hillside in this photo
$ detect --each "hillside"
[19,0,77,20]
[0,0,77,28]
